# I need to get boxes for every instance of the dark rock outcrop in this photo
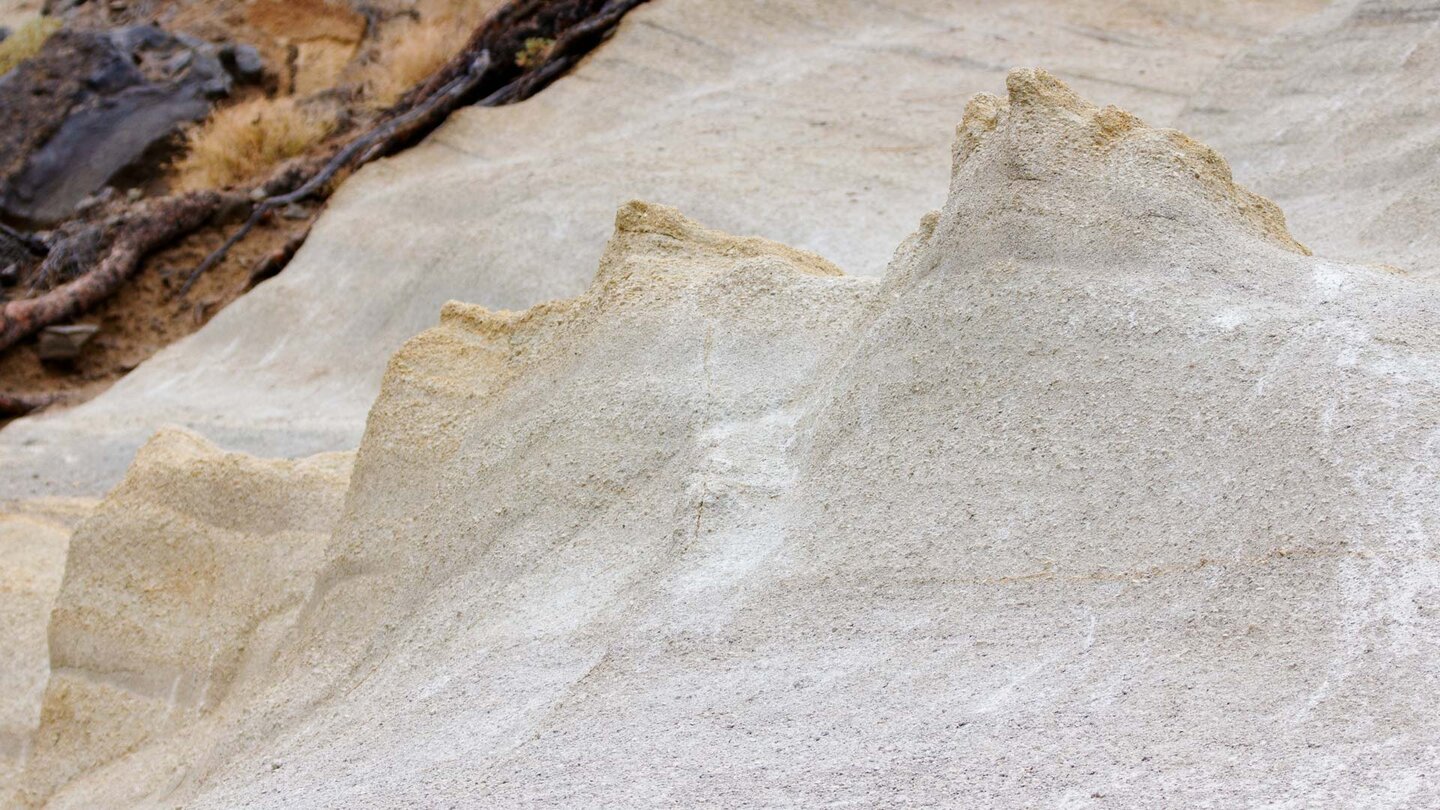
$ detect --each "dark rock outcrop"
[0,26,241,226]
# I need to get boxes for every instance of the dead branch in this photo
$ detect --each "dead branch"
[248,226,312,288]
[0,0,651,353]
[0,391,59,417]
[0,192,224,352]
[513,0,645,98]
[180,0,650,295]
[180,50,495,295]
[402,0,644,104]
[0,222,49,257]
[0,0,648,366]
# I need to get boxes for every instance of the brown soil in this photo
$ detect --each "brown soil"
[69,0,377,99]
[0,209,308,426]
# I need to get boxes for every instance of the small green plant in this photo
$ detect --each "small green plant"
[514,37,554,69]
[0,16,63,76]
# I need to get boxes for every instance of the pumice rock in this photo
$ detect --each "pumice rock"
[11,70,1440,808]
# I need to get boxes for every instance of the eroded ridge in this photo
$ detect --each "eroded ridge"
[13,71,1440,808]
[944,68,1308,269]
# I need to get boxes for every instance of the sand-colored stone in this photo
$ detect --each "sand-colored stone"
[0,497,92,799]
[12,430,351,808]
[16,72,1440,806]
[0,0,1328,499]
[0,514,70,798]
[248,0,363,95]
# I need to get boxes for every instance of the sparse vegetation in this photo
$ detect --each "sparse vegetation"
[514,36,554,68]
[0,16,62,76]
[363,20,470,108]
[174,97,335,191]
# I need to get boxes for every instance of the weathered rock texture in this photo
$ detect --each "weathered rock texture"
[0,513,69,794]
[14,71,1440,807]
[0,26,232,226]
[0,496,90,795]
[0,0,1327,498]
[1180,0,1440,279]
[11,429,352,807]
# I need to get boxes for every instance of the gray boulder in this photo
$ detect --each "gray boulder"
[0,25,234,226]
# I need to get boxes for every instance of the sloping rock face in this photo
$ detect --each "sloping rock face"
[0,0,1328,498]
[0,26,232,226]
[12,430,352,808]
[1180,0,1440,277]
[0,496,90,796]
[0,512,70,795]
[18,71,1440,807]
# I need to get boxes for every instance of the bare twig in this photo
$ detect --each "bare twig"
[248,226,313,288]
[27,223,105,293]
[180,51,495,296]
[0,0,651,352]
[179,0,649,295]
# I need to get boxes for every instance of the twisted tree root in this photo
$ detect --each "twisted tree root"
[0,192,225,353]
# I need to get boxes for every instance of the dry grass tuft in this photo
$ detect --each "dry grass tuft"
[363,19,469,108]
[174,97,335,191]
[0,16,63,76]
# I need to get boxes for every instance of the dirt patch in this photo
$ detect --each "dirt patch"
[247,0,366,43]
[0,209,307,425]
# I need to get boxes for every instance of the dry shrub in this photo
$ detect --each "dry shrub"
[363,19,469,107]
[0,16,62,75]
[174,97,335,191]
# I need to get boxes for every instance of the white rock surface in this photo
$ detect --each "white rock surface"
[1180,0,1440,278]
[0,0,1326,498]
[0,511,71,797]
[16,71,1440,807]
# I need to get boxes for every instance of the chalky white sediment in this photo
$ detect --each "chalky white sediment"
[15,71,1440,807]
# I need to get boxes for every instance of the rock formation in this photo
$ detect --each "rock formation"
[11,429,351,807]
[1180,0,1440,280]
[0,26,243,225]
[0,508,72,793]
[0,0,1328,499]
[9,70,1439,807]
